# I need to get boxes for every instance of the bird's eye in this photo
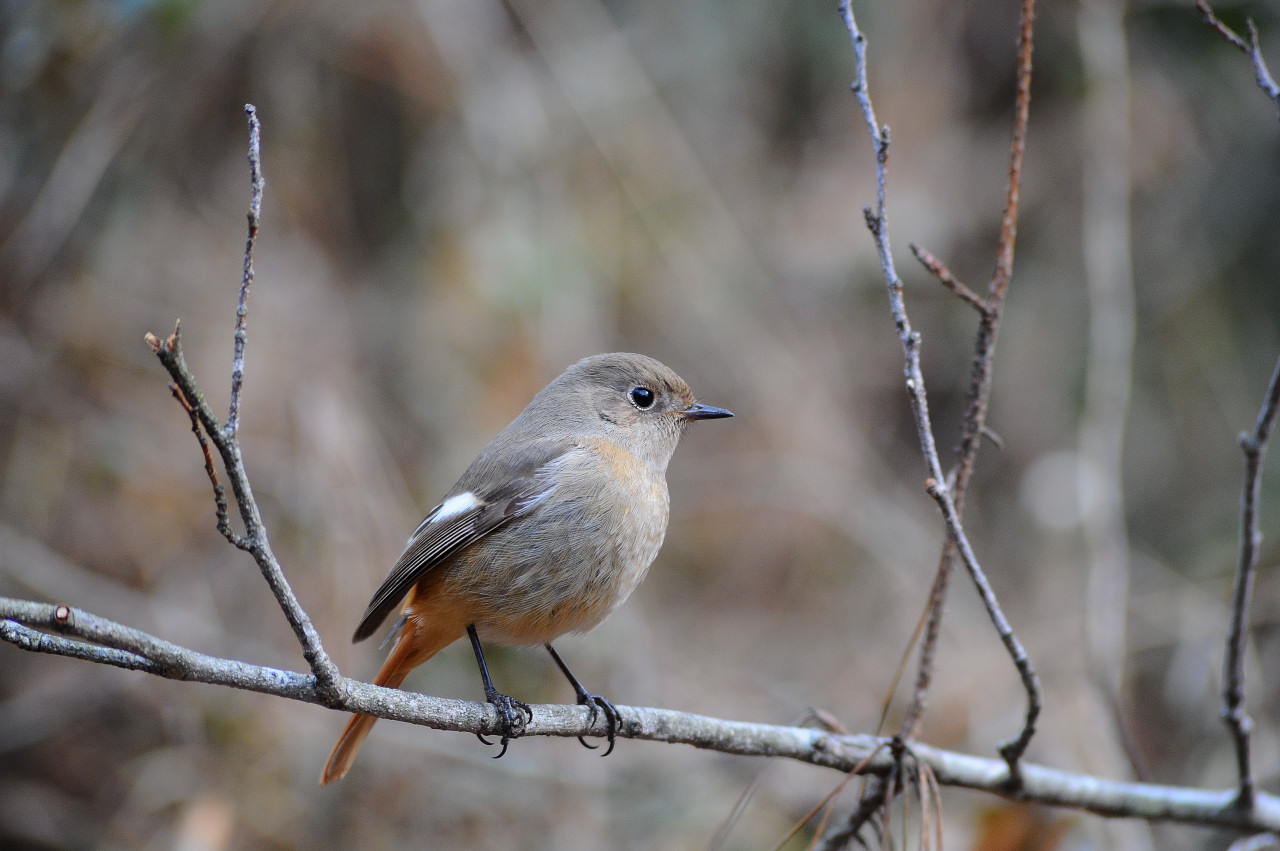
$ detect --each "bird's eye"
[629,386,656,410]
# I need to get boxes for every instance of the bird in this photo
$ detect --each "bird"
[320,352,732,784]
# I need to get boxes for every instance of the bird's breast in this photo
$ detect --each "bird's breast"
[451,438,670,645]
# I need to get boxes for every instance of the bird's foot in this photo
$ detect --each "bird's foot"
[476,690,533,758]
[576,691,621,757]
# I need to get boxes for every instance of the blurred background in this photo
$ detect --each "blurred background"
[2,0,1279,848]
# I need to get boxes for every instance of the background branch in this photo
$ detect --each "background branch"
[837,0,1041,777]
[1198,1,1280,119]
[903,0,1037,750]
[1077,1,1148,847]
[1199,2,1280,809]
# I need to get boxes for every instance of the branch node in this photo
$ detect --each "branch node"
[999,741,1027,794]
[1198,1,1280,119]
[862,205,880,235]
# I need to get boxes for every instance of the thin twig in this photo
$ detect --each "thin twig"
[1197,3,1280,809]
[910,243,988,315]
[1197,2,1280,120]
[925,477,1041,781]
[838,0,1041,783]
[814,759,895,851]
[842,0,952,760]
[228,103,263,438]
[143,107,340,699]
[1223,353,1280,807]
[768,741,886,851]
[168,380,238,546]
[901,0,1037,756]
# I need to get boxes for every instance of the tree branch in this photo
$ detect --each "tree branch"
[142,106,341,699]
[1198,3,1280,809]
[910,242,988,315]
[912,0,1038,758]
[1220,350,1280,807]
[1197,1,1280,121]
[3,595,1279,833]
[837,0,1041,785]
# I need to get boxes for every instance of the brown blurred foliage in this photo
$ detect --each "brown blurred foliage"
[2,0,1279,848]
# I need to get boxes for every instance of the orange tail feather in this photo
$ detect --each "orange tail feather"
[320,607,462,784]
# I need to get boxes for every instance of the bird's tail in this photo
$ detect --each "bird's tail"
[320,613,458,785]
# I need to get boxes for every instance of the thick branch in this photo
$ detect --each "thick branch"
[2,596,1278,833]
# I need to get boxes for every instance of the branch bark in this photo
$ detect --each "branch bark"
[4,595,1280,834]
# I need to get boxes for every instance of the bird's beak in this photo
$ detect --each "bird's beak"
[681,402,734,421]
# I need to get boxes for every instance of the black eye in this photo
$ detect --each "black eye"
[629,386,656,409]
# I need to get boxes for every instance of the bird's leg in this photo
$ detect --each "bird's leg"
[545,643,620,756]
[467,625,531,757]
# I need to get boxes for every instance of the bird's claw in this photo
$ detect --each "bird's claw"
[477,691,532,758]
[576,692,621,756]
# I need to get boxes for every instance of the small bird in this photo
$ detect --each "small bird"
[321,352,731,784]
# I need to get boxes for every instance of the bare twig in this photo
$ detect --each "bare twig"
[228,103,262,438]
[924,478,1041,781]
[764,740,886,850]
[837,0,1041,782]
[1220,352,1280,807]
[142,107,340,699]
[1197,1,1280,120]
[168,379,235,545]
[1197,3,1280,809]
[910,243,988,315]
[898,0,1037,761]
[814,743,899,850]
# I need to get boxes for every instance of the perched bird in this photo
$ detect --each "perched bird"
[321,352,731,783]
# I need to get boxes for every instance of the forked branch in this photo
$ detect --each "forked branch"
[1199,3,1280,809]
[837,0,1041,789]
[142,106,340,699]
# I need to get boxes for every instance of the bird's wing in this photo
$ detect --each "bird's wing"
[351,439,569,642]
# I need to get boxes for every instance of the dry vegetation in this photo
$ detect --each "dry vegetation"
[2,1,1280,848]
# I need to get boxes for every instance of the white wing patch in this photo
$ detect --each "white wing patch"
[437,491,482,521]
[408,491,481,543]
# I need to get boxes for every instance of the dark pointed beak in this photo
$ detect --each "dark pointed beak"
[681,402,733,421]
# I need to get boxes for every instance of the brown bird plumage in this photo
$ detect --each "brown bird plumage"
[321,353,731,783]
